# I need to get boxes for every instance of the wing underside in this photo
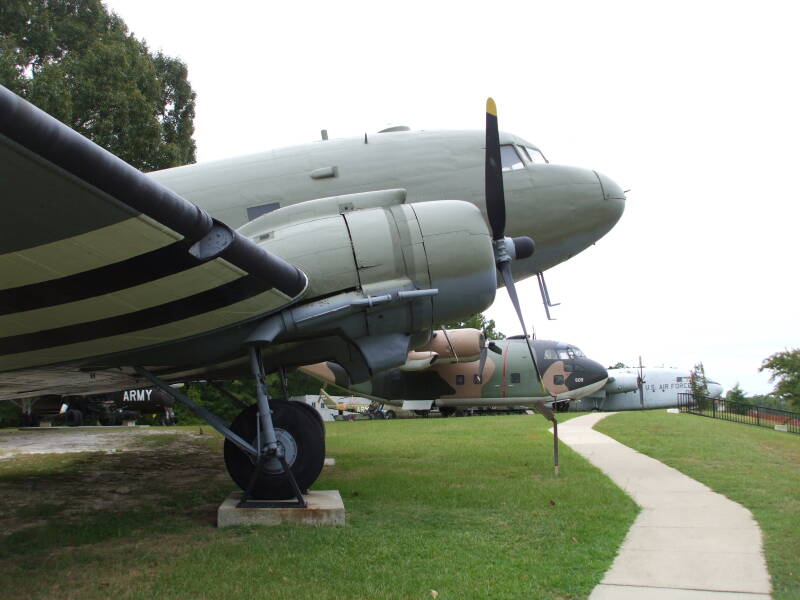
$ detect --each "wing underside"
[0,86,308,388]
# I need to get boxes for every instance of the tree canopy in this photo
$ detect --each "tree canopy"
[442,313,504,340]
[760,349,800,410]
[0,0,196,171]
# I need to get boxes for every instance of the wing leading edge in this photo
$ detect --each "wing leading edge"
[0,85,308,377]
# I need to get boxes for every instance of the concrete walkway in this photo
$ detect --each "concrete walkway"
[554,412,772,600]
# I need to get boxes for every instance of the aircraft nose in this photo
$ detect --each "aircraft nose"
[586,360,609,386]
[594,170,626,221]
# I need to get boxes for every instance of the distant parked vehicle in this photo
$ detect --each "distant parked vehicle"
[17,388,177,426]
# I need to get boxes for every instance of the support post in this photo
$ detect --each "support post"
[553,418,560,477]
[534,399,560,477]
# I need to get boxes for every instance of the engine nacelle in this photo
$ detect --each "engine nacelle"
[240,190,497,380]
[400,351,439,371]
[416,328,484,364]
[605,372,639,394]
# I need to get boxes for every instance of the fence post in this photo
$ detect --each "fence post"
[756,406,760,427]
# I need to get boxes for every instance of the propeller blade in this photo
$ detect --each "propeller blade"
[498,261,542,381]
[485,97,505,241]
[476,345,488,384]
[638,355,645,408]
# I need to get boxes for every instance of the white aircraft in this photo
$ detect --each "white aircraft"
[562,367,723,412]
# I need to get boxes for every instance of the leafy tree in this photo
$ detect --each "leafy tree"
[0,0,195,171]
[175,371,325,425]
[724,383,751,414]
[608,362,628,369]
[760,349,800,410]
[726,383,748,404]
[442,313,505,340]
[690,361,709,399]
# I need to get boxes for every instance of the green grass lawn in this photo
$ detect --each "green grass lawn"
[0,415,637,600]
[596,411,800,600]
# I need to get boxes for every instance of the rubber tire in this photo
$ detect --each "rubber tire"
[66,409,83,427]
[385,410,396,420]
[224,400,325,500]
[290,401,325,437]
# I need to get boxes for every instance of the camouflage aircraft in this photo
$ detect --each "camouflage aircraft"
[0,87,624,500]
[302,328,608,416]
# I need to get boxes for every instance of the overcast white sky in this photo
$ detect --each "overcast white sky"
[105,0,799,395]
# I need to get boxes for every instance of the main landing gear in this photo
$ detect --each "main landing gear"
[136,347,326,503]
[224,400,324,500]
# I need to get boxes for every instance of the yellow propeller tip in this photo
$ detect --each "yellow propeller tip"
[486,97,497,116]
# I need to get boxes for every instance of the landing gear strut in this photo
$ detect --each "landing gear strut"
[135,347,326,503]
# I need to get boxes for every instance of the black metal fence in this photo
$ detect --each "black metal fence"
[677,393,800,435]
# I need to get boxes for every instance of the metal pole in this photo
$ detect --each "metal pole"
[553,417,560,477]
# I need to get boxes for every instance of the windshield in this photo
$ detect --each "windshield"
[557,347,585,359]
[500,145,525,171]
[521,146,548,164]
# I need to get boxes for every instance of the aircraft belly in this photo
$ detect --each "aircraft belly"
[437,397,531,408]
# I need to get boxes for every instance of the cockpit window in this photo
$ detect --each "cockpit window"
[522,146,548,164]
[557,347,585,360]
[543,348,557,359]
[500,145,525,171]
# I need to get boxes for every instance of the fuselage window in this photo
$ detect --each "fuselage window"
[510,373,521,384]
[554,374,565,385]
[456,374,465,385]
[500,145,525,171]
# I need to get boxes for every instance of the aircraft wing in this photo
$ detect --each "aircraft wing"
[0,86,308,386]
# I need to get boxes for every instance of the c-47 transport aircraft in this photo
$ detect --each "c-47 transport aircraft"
[301,330,609,416]
[0,87,624,500]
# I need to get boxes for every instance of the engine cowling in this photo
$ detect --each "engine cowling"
[605,372,639,394]
[416,328,484,364]
[240,190,497,380]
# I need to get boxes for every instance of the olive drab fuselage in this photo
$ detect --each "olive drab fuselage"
[151,129,626,287]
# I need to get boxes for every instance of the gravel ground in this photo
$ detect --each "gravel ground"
[0,427,174,459]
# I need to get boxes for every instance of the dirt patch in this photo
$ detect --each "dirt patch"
[0,430,230,538]
[0,427,176,459]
